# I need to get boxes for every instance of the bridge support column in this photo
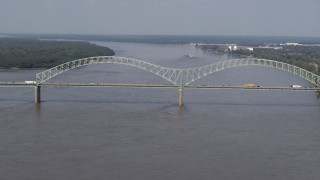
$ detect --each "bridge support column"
[35,85,41,103]
[178,88,183,107]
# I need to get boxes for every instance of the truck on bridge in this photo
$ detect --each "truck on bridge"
[245,84,257,87]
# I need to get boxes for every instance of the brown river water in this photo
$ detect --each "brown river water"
[0,42,320,180]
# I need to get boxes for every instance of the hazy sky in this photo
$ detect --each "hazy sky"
[1,0,319,36]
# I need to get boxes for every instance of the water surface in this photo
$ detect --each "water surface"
[1,42,320,180]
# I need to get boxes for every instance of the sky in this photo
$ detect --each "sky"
[0,0,319,37]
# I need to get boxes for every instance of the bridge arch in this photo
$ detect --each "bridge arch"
[36,56,182,86]
[182,58,319,87]
[36,56,320,87]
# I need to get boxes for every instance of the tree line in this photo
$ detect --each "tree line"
[0,38,115,69]
[197,45,320,75]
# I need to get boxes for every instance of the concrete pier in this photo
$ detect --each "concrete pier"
[35,86,41,103]
[179,88,183,107]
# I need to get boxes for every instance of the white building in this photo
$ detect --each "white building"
[228,45,238,51]
[285,42,299,46]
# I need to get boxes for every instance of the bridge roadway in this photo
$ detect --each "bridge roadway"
[1,82,320,91]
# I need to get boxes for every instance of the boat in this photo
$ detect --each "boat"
[184,54,195,59]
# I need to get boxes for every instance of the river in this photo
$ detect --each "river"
[1,41,320,180]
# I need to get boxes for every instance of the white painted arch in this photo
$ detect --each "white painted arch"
[36,56,320,87]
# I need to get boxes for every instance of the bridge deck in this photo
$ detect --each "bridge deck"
[186,85,320,91]
[1,82,320,91]
[0,82,35,87]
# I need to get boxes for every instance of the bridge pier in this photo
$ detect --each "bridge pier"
[35,85,41,103]
[179,88,183,107]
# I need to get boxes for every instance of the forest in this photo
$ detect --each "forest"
[0,38,115,69]
[197,45,320,75]
[234,46,320,75]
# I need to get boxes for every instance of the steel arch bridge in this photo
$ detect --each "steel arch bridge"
[36,56,320,87]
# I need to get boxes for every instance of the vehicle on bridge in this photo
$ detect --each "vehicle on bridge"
[245,84,262,88]
[25,81,36,84]
[290,85,302,88]
[245,84,257,87]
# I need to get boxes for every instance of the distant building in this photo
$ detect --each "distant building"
[256,46,282,50]
[228,45,238,51]
[233,46,238,50]
[285,42,299,46]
